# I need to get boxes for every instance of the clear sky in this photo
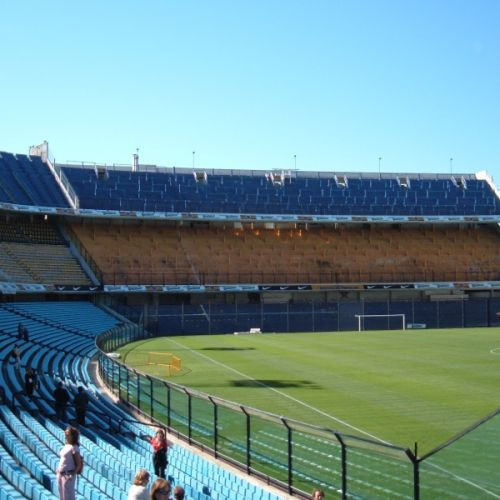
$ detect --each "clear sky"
[1,1,499,185]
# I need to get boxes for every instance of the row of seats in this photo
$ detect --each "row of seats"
[0,242,92,285]
[72,223,500,285]
[62,167,500,216]
[0,302,284,499]
[0,216,92,285]
[0,153,68,208]
[0,151,498,216]
[0,218,64,245]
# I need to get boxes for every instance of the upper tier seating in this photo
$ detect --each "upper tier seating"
[0,152,68,207]
[72,223,500,285]
[62,167,500,216]
[0,301,283,500]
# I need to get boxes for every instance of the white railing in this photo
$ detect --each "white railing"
[476,170,500,200]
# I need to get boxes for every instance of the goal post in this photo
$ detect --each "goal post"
[147,351,182,376]
[354,314,406,331]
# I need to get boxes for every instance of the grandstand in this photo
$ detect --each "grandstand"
[0,144,499,498]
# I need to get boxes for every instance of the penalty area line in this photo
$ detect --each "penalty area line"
[166,337,390,445]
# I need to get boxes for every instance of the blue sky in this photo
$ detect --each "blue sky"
[1,1,499,185]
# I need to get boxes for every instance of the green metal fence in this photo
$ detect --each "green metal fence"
[96,325,500,499]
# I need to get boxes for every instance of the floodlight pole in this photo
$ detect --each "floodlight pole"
[378,157,382,179]
[192,151,196,169]
[293,154,297,170]
[449,157,453,174]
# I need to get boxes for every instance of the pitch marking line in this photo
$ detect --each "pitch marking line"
[426,462,500,498]
[489,348,500,355]
[166,337,390,444]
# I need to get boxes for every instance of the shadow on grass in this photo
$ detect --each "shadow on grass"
[231,379,321,389]
[201,347,256,351]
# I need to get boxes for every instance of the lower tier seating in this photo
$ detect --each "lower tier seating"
[0,301,283,500]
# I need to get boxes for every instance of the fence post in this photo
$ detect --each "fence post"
[149,376,154,422]
[117,361,121,396]
[241,406,251,474]
[209,397,218,458]
[101,355,106,385]
[413,443,419,500]
[126,367,130,404]
[334,433,347,499]
[165,382,171,429]
[182,388,192,444]
[281,418,293,495]
[136,372,140,410]
[107,357,111,388]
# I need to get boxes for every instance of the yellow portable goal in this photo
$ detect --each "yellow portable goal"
[147,351,182,376]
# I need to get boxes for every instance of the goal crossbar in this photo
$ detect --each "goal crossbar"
[354,314,406,331]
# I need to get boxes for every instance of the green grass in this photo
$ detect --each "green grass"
[118,327,500,453]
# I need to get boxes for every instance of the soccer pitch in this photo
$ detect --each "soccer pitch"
[118,327,500,453]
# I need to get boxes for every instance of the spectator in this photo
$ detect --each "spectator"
[150,478,171,499]
[54,382,70,421]
[311,488,325,499]
[150,429,168,479]
[56,427,83,500]
[128,469,150,500]
[17,322,23,340]
[11,345,21,369]
[22,325,29,342]
[73,386,89,426]
[173,485,185,500]
[24,367,38,398]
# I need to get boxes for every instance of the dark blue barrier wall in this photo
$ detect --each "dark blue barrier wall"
[147,298,499,335]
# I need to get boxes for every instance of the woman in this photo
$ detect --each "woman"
[150,429,168,478]
[311,488,325,499]
[57,427,83,500]
[150,478,171,499]
[128,469,151,500]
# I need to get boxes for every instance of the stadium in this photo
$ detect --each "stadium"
[0,141,499,500]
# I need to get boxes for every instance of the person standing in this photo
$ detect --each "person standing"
[73,387,89,426]
[22,325,29,342]
[24,368,38,398]
[17,322,23,340]
[56,427,83,500]
[150,429,168,479]
[11,345,21,369]
[54,382,70,421]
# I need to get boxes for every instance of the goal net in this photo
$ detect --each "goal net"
[354,314,406,331]
[147,352,182,376]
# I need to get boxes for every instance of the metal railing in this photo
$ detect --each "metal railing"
[63,223,104,284]
[49,161,80,208]
[95,323,500,498]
